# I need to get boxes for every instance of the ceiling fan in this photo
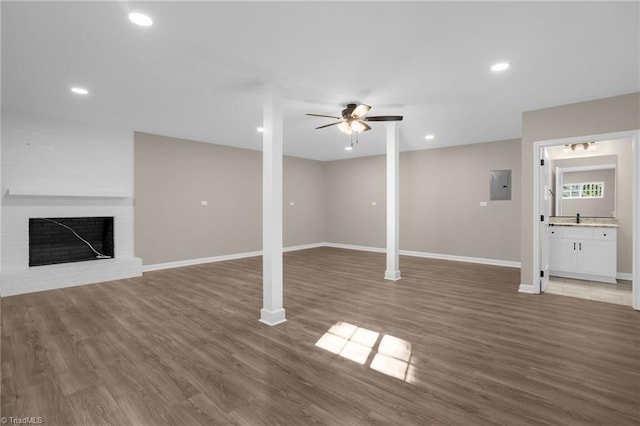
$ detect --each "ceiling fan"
[306,103,403,135]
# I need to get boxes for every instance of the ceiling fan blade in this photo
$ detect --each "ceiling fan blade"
[363,115,404,122]
[360,121,372,132]
[306,113,341,119]
[315,121,344,130]
[352,104,371,118]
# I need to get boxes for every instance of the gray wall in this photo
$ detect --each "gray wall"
[134,132,325,266]
[325,139,522,262]
[325,156,387,248]
[284,155,326,247]
[140,133,523,267]
[401,140,521,261]
[521,92,640,286]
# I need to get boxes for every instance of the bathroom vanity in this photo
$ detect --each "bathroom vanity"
[548,218,618,284]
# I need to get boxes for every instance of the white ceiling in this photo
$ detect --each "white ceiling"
[2,1,639,161]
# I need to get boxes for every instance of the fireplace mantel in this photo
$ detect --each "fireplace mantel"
[7,188,132,198]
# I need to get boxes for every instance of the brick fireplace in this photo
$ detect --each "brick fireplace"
[1,199,142,296]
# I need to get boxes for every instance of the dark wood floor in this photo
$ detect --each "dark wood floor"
[2,247,639,425]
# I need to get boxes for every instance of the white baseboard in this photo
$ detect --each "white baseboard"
[142,242,326,272]
[142,251,262,272]
[399,249,521,269]
[518,284,538,294]
[324,243,520,268]
[324,242,386,253]
[259,308,287,326]
[142,242,521,274]
[617,272,633,281]
[283,242,326,253]
[384,270,402,280]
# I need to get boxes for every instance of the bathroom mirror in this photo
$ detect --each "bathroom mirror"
[554,162,616,217]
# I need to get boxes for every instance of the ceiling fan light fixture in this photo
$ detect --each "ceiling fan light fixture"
[351,121,366,133]
[351,104,371,119]
[307,104,402,135]
[338,121,353,134]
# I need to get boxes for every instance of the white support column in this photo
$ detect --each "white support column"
[260,83,286,325]
[384,122,401,281]
[633,134,640,311]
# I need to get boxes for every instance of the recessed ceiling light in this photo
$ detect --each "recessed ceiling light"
[257,127,264,132]
[345,146,353,151]
[128,12,153,27]
[71,87,89,95]
[425,134,435,140]
[491,62,510,72]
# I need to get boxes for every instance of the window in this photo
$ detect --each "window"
[562,182,604,199]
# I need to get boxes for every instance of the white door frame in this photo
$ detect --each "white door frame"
[531,130,640,310]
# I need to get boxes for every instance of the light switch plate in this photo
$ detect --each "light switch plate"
[201,201,208,206]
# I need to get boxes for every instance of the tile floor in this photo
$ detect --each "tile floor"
[546,276,632,306]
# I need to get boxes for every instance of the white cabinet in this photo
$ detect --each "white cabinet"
[549,226,617,283]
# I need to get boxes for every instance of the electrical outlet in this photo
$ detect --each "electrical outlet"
[290,201,295,206]
[201,201,208,206]
[371,201,377,206]
[479,201,487,207]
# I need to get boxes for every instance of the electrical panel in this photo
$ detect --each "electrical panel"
[490,169,512,201]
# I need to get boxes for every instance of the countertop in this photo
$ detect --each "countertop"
[549,217,619,228]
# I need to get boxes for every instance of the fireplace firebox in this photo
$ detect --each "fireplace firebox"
[29,217,114,267]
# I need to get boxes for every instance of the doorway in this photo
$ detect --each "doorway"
[532,130,639,310]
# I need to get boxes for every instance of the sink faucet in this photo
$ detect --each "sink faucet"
[576,213,580,224]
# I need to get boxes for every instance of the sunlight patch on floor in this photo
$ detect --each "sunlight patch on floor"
[315,321,378,364]
[315,321,416,383]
